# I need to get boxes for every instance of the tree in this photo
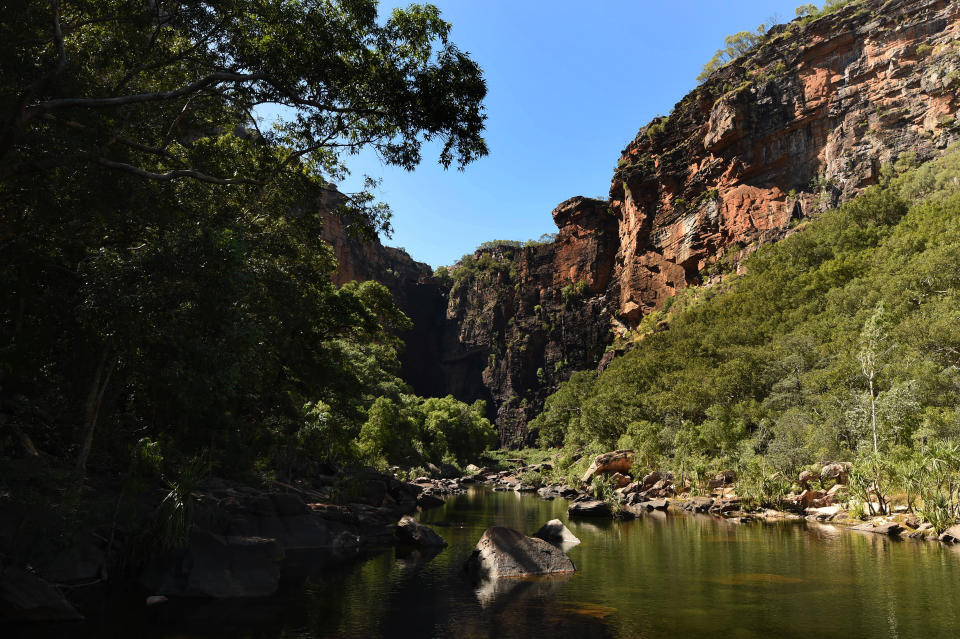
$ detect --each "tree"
[858,301,892,452]
[1,0,488,235]
[0,0,488,476]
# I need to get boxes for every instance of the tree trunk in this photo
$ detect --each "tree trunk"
[75,349,116,474]
[869,374,878,453]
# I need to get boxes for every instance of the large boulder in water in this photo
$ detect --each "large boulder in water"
[532,519,581,546]
[568,499,613,517]
[141,530,283,598]
[464,527,575,579]
[395,515,447,547]
[580,449,634,485]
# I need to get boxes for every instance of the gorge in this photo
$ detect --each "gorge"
[327,0,960,446]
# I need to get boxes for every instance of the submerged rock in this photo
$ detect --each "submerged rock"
[851,521,903,537]
[395,516,447,547]
[464,526,575,579]
[532,519,581,546]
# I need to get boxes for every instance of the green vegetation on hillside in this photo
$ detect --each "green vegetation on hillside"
[532,147,960,525]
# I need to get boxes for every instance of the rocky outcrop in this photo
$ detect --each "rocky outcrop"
[464,526,575,579]
[442,197,620,444]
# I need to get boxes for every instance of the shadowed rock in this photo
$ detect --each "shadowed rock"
[568,499,613,517]
[0,566,83,621]
[464,526,575,579]
[851,521,903,536]
[395,515,447,547]
[532,519,581,547]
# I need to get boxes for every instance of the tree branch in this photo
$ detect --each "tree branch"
[23,71,262,118]
[93,156,261,185]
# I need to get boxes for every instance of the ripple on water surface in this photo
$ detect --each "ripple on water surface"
[18,486,960,639]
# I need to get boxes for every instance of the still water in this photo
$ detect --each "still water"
[25,486,960,638]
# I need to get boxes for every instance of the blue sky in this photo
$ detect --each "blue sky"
[336,0,807,267]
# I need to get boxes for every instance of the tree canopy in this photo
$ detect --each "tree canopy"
[1,0,488,234]
[0,0,490,479]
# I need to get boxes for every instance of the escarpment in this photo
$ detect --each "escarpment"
[329,0,960,445]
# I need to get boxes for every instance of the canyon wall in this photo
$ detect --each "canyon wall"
[329,0,960,445]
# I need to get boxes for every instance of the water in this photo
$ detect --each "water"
[21,486,960,638]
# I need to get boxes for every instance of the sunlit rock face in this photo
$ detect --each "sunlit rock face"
[326,0,960,445]
[610,0,960,321]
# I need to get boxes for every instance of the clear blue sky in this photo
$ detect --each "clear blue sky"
[336,0,806,267]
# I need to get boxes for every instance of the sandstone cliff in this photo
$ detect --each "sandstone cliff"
[330,0,960,445]
[611,0,960,321]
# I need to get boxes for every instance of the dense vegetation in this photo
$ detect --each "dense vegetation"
[0,0,492,527]
[532,148,960,526]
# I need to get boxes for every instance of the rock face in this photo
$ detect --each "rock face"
[325,0,960,445]
[464,526,576,579]
[442,197,621,444]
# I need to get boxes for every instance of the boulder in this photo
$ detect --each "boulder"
[682,496,714,513]
[417,493,445,510]
[464,527,575,579]
[805,505,842,520]
[532,519,581,546]
[798,470,820,488]
[580,449,634,484]
[851,521,903,536]
[141,530,284,597]
[645,498,670,511]
[640,471,661,490]
[465,464,481,475]
[939,524,960,543]
[821,462,852,485]
[625,492,648,506]
[825,483,847,504]
[568,499,613,517]
[708,470,737,489]
[609,472,631,489]
[395,515,447,547]
[0,566,83,621]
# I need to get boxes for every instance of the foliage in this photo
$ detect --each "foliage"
[533,146,960,501]
[697,26,767,84]
[0,1,489,485]
[358,394,495,468]
[1,0,487,238]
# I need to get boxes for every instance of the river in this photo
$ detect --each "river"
[19,486,960,638]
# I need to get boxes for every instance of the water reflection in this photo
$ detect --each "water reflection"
[20,486,960,639]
